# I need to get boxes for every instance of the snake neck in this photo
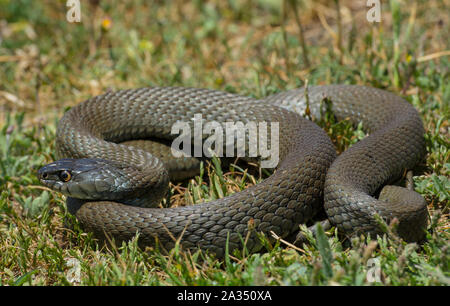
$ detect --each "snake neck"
[55,110,170,207]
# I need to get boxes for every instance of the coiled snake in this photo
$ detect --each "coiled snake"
[38,85,428,256]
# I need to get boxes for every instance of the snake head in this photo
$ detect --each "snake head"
[38,158,133,200]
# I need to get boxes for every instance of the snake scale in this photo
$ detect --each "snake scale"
[38,85,428,256]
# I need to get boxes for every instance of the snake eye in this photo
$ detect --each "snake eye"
[59,170,72,182]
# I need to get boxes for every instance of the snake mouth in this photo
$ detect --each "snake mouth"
[37,165,62,189]
[38,159,91,197]
[37,169,90,199]
[37,175,64,195]
[37,158,143,201]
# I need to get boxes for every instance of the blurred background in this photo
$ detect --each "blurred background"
[0,0,448,124]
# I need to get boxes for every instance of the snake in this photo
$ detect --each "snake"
[38,85,428,257]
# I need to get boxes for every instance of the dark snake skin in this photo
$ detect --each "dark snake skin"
[38,85,428,256]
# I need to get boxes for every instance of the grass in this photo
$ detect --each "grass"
[0,0,449,285]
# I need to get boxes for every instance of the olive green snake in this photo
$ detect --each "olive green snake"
[38,85,428,256]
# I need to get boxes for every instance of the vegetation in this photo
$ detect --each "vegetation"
[0,0,448,285]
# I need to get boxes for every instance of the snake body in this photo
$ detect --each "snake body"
[38,85,428,256]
